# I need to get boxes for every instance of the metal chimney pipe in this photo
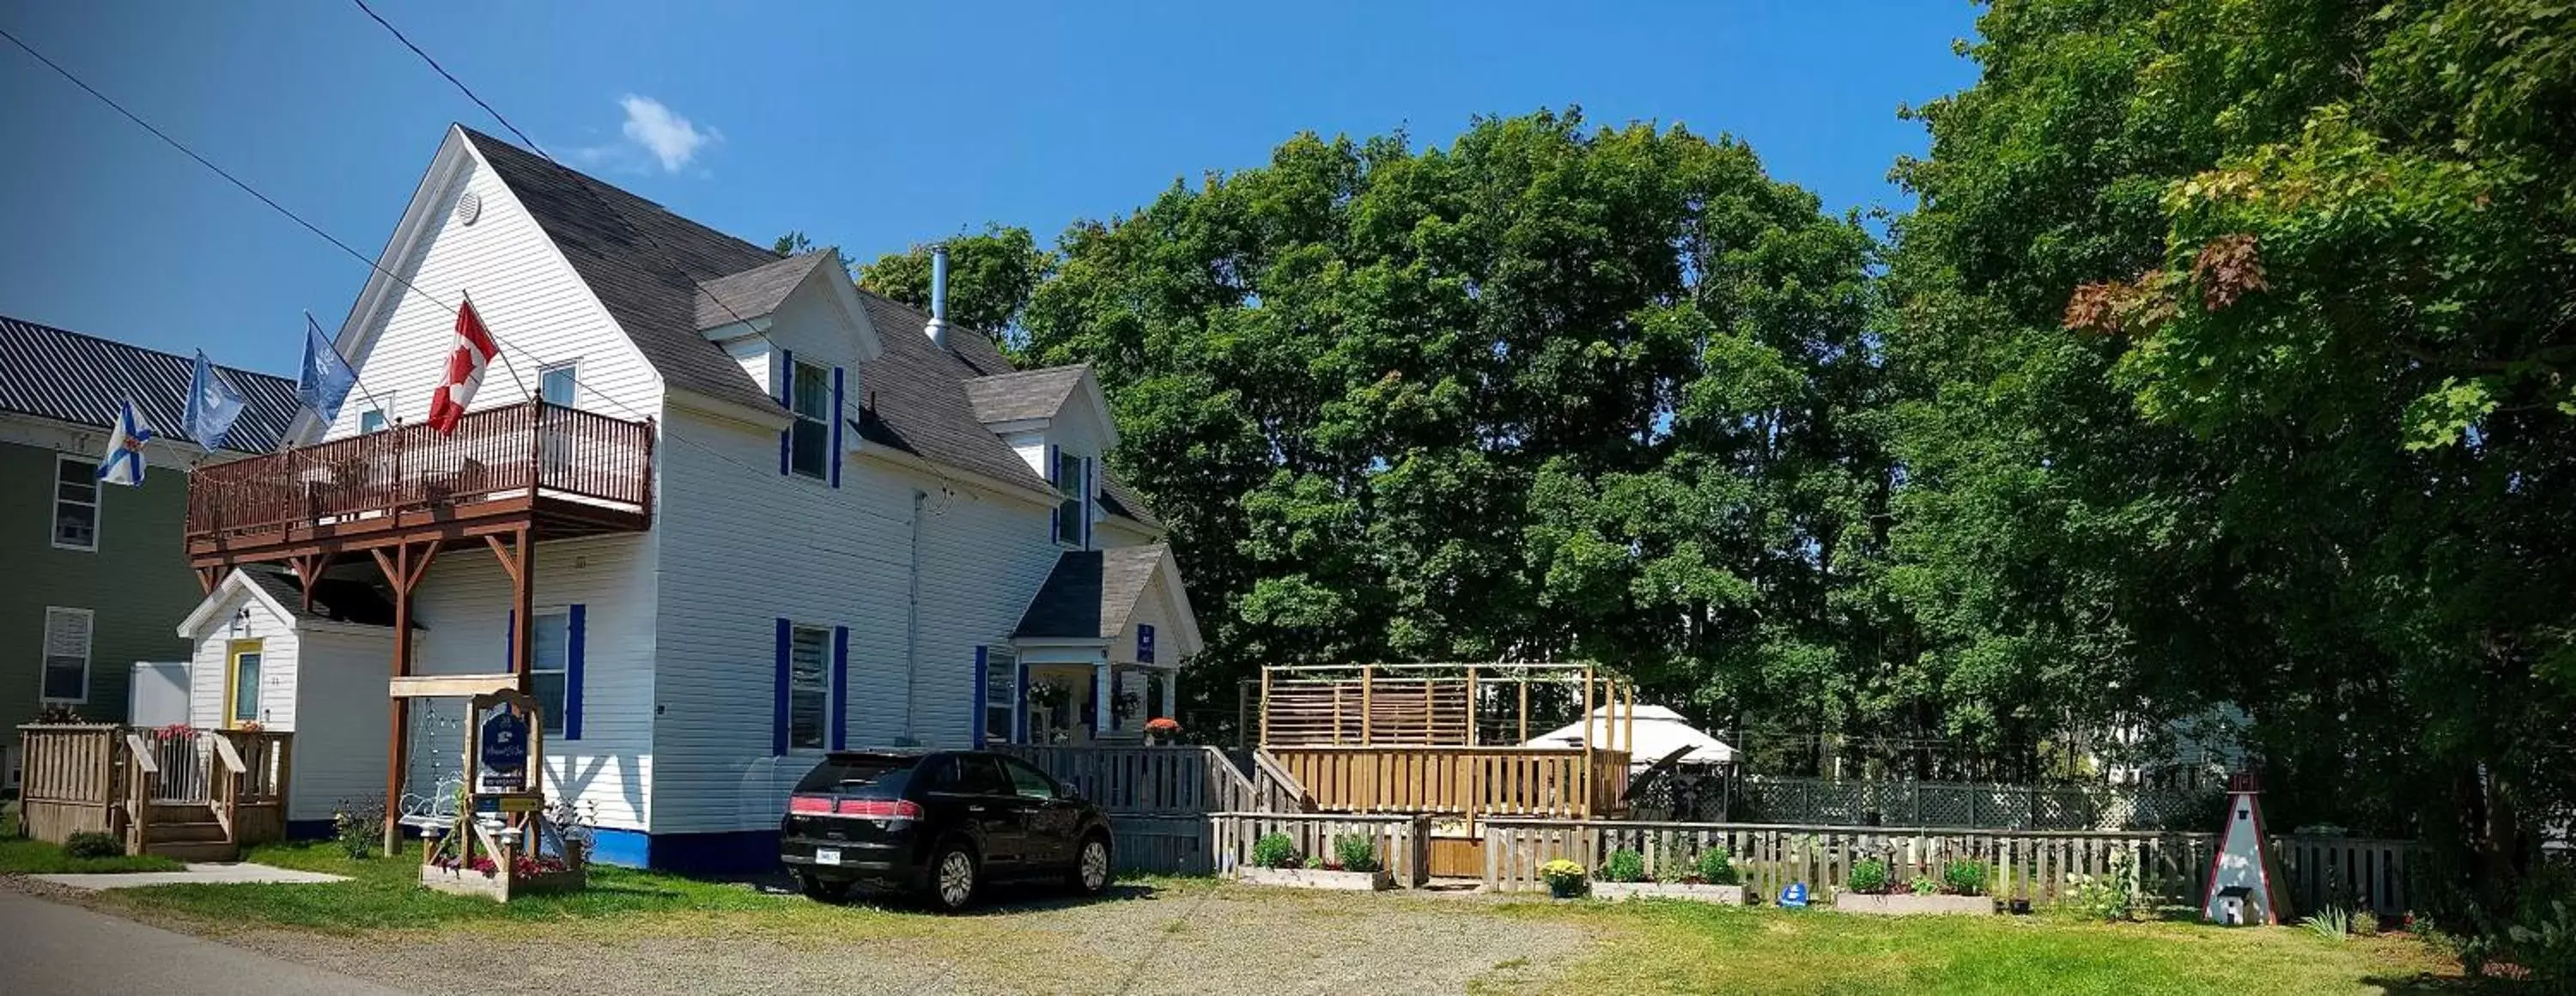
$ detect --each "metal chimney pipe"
[925,243,951,349]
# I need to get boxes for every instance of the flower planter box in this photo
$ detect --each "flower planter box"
[1238,865,1394,891]
[1589,882,1749,905]
[1833,892,1994,916]
[421,861,586,902]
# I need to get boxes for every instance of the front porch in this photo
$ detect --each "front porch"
[15,724,294,860]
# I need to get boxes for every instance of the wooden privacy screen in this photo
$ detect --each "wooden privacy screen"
[1258,662,1637,752]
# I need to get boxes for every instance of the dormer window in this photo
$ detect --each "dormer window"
[788,359,831,479]
[1054,450,1087,548]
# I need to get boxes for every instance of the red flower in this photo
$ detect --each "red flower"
[1145,717,1182,733]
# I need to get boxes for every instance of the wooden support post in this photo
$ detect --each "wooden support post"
[1581,666,1595,819]
[1258,668,1273,748]
[374,540,436,855]
[1623,680,1636,758]
[1423,678,1435,745]
[1465,666,1479,747]
[1360,665,1375,745]
[1517,678,1529,744]
[487,528,538,693]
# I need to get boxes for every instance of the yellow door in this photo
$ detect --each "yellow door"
[224,640,264,728]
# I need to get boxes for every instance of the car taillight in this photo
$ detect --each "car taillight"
[788,795,834,815]
[835,799,923,820]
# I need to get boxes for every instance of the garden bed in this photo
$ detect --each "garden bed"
[420,860,587,902]
[1589,881,1747,905]
[1238,866,1394,891]
[1834,892,1994,915]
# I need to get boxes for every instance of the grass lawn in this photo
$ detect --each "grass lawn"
[0,809,185,875]
[1486,900,2478,996]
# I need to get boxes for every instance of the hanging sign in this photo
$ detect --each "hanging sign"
[477,708,530,793]
[1136,624,1156,664]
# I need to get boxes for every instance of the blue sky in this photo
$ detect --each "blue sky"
[0,1,1980,377]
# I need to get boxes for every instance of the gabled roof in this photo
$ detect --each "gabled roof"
[0,313,300,451]
[1014,544,1171,641]
[180,566,418,637]
[694,251,836,331]
[963,366,1090,426]
[461,127,783,414]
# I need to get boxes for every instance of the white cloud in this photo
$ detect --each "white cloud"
[614,94,715,172]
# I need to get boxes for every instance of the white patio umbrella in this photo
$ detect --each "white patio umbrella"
[1522,704,1735,767]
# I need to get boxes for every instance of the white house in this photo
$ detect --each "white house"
[173,125,1202,871]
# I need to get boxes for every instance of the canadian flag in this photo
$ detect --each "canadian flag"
[426,298,501,435]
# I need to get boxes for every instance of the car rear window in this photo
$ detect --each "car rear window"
[794,754,922,798]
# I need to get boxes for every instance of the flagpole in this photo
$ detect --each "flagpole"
[462,291,530,398]
[307,311,384,414]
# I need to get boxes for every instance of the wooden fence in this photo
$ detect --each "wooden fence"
[1731,775,2219,832]
[1267,746,1629,823]
[18,725,120,841]
[1211,811,1432,887]
[1479,818,2421,914]
[15,724,293,854]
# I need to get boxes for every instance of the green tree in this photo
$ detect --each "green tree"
[1886,0,2576,896]
[854,223,1054,347]
[1022,111,1899,750]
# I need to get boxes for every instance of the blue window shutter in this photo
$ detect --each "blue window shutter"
[829,625,848,750]
[772,617,791,756]
[972,647,988,746]
[1082,458,1094,550]
[777,349,794,476]
[1047,444,1060,543]
[564,604,586,741]
[829,367,845,488]
[1015,657,1030,743]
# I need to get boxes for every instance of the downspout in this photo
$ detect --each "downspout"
[901,489,926,744]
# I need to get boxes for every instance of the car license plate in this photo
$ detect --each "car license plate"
[814,847,841,865]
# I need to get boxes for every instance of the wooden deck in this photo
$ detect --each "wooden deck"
[16,724,293,859]
[185,400,653,569]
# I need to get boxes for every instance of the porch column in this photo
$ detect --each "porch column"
[1093,660,1112,738]
[372,539,437,855]
[1160,670,1177,725]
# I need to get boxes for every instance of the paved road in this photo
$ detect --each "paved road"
[0,889,413,996]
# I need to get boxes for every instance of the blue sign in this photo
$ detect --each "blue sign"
[478,708,529,792]
[1778,882,1809,908]
[1137,624,1156,664]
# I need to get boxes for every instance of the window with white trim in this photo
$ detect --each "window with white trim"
[359,393,392,434]
[1054,451,1084,548]
[530,610,570,736]
[41,607,92,703]
[788,360,831,479]
[539,362,580,407]
[788,624,830,750]
[52,456,98,551]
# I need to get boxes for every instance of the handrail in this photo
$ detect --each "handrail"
[1249,750,1315,811]
[122,733,158,856]
[125,732,161,775]
[211,735,246,841]
[213,734,247,774]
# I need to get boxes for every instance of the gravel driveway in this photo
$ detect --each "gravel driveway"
[181,881,1590,996]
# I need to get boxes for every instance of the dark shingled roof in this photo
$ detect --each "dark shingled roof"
[0,313,300,451]
[240,567,418,629]
[694,251,834,331]
[461,127,1163,530]
[1014,544,1170,640]
[962,366,1090,426]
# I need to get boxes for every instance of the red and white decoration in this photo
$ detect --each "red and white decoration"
[427,298,501,436]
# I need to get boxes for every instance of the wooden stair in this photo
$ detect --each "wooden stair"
[138,804,240,862]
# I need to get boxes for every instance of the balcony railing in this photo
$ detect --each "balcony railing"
[185,400,654,544]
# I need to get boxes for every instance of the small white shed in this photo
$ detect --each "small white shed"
[176,567,408,828]
[1523,705,1737,769]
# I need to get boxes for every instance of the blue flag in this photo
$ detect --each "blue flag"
[297,317,359,428]
[184,350,247,452]
[96,397,155,486]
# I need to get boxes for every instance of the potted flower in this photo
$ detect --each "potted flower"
[1541,859,1589,899]
[1143,716,1182,745]
[1238,831,1394,890]
[1589,846,1749,905]
[1835,859,1995,915]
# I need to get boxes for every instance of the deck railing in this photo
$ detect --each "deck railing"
[1267,745,1630,822]
[15,724,291,853]
[186,400,654,542]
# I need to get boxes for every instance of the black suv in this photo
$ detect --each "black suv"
[779,750,1114,911]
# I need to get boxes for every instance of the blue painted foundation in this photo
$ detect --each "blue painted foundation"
[284,818,336,841]
[587,827,781,875]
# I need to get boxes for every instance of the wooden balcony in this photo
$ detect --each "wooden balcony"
[185,400,654,568]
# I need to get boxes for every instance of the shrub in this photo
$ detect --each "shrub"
[333,799,385,859]
[1693,847,1737,884]
[1252,832,1298,870]
[1601,848,1647,884]
[1540,858,1589,896]
[63,831,121,859]
[2065,871,2145,922]
[1943,859,1988,896]
[2506,901,2576,987]
[2305,905,2354,942]
[1912,875,1943,896]
[1332,834,1380,873]
[1846,859,1890,895]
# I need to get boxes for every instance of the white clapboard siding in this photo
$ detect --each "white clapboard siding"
[187,588,299,732]
[401,531,659,832]
[287,629,397,823]
[647,404,1065,835]
[322,132,659,441]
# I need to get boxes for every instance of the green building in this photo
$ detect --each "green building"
[0,315,296,788]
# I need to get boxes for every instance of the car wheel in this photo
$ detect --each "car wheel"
[929,843,978,913]
[1069,833,1112,895]
[798,873,848,903]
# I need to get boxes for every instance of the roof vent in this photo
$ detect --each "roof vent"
[454,191,483,226]
[924,243,951,349]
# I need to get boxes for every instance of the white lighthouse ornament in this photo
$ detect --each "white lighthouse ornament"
[2201,771,2290,925]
